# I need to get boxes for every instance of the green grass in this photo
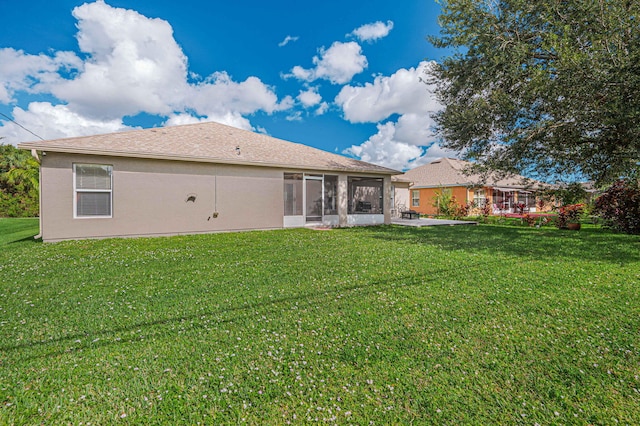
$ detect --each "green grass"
[1,223,639,424]
[0,218,39,245]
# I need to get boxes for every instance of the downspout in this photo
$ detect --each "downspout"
[212,167,219,219]
[31,149,43,240]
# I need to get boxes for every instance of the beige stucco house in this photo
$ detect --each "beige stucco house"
[19,122,399,242]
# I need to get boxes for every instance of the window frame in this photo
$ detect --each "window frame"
[473,189,486,208]
[73,163,113,219]
[323,175,338,216]
[283,172,304,216]
[411,190,420,207]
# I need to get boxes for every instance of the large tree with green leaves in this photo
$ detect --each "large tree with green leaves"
[0,143,39,217]
[429,0,640,185]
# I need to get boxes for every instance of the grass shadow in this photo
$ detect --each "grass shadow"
[0,217,40,245]
[4,235,42,245]
[360,224,640,265]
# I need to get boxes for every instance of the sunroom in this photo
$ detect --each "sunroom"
[283,173,386,228]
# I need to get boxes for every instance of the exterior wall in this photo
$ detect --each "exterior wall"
[40,152,284,242]
[40,153,394,241]
[391,182,410,217]
[409,186,470,215]
[347,214,384,226]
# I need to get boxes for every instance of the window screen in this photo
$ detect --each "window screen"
[74,164,112,217]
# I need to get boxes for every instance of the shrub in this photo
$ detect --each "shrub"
[522,214,536,227]
[451,200,473,219]
[594,179,640,234]
[555,204,583,229]
[432,188,454,215]
[0,190,39,217]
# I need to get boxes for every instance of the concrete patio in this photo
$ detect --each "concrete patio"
[391,218,478,227]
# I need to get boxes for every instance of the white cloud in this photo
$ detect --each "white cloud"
[393,113,436,146]
[3,103,130,142]
[286,111,303,122]
[297,88,322,107]
[344,119,458,171]
[287,41,367,85]
[189,72,292,118]
[278,35,299,47]
[50,1,190,119]
[344,122,423,172]
[294,88,328,117]
[0,48,82,104]
[339,61,453,170]
[415,143,461,167]
[0,1,292,144]
[315,102,329,116]
[335,61,439,123]
[164,112,253,131]
[348,21,394,43]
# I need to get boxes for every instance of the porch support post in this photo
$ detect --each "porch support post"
[384,175,392,224]
[338,174,348,227]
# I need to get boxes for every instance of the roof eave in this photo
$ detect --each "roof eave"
[19,143,399,175]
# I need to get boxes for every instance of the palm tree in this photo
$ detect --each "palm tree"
[1,144,40,191]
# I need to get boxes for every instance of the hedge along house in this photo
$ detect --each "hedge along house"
[401,157,548,216]
[19,121,399,242]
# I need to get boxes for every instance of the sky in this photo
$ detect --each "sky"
[0,0,456,171]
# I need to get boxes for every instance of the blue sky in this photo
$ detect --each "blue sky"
[1,0,453,171]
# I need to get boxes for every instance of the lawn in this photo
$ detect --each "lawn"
[1,222,639,424]
[0,218,39,245]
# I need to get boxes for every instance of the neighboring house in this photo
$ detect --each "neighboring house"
[401,157,548,216]
[19,122,399,242]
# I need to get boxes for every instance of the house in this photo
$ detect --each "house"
[18,122,399,242]
[401,157,548,216]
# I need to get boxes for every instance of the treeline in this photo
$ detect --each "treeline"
[0,144,39,217]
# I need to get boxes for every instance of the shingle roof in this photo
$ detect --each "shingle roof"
[18,121,399,175]
[403,157,544,189]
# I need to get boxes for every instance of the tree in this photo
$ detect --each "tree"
[5,154,39,192]
[428,0,640,186]
[0,144,40,217]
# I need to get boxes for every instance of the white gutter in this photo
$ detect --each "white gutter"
[31,149,42,240]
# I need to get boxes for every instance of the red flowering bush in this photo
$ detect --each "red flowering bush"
[451,201,472,219]
[522,214,536,227]
[480,202,491,218]
[594,179,640,234]
[556,203,584,229]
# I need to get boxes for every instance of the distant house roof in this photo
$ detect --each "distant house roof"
[391,175,412,184]
[402,157,545,190]
[18,121,399,175]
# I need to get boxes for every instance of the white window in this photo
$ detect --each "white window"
[74,164,112,218]
[412,190,420,207]
[473,189,486,207]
